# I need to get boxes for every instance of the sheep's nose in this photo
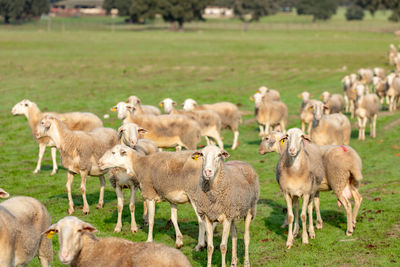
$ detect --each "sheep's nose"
[204,169,212,178]
[130,141,137,148]
[258,148,265,155]
[289,147,296,154]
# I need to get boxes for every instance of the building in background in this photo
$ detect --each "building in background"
[204,6,234,18]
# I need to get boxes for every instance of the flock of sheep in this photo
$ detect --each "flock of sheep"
[2,43,400,266]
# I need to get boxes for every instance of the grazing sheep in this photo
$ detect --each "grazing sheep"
[373,67,385,79]
[182,98,241,150]
[192,145,259,267]
[388,76,400,112]
[309,101,351,145]
[160,98,224,149]
[358,68,374,93]
[276,128,324,248]
[11,99,103,175]
[125,95,161,115]
[36,115,118,215]
[389,44,398,65]
[258,131,286,155]
[0,189,52,267]
[44,216,191,267]
[99,145,206,250]
[250,93,287,136]
[355,94,380,140]
[320,91,344,114]
[258,86,281,101]
[112,102,201,150]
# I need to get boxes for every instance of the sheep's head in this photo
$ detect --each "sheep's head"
[309,101,327,121]
[98,144,135,176]
[285,128,310,157]
[183,98,197,111]
[126,95,141,106]
[11,99,34,116]
[192,145,229,182]
[159,98,176,114]
[111,102,135,120]
[259,131,286,155]
[298,91,311,102]
[43,216,97,265]
[36,115,58,139]
[321,91,330,104]
[250,93,263,108]
[258,86,269,95]
[118,123,147,148]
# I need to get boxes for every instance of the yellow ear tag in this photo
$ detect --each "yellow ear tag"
[112,107,116,112]
[280,139,285,145]
[47,231,54,239]
[308,107,312,111]
[159,103,163,107]
[61,117,65,121]
[193,155,199,161]
[250,97,254,102]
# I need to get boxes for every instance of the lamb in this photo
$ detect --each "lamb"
[358,68,374,93]
[258,86,281,101]
[320,91,344,114]
[36,115,118,215]
[99,145,206,250]
[309,101,351,145]
[125,95,161,115]
[11,99,103,175]
[250,93,287,136]
[0,189,52,267]
[192,145,259,267]
[112,102,201,150]
[159,98,224,149]
[44,216,191,267]
[355,94,380,140]
[182,98,241,150]
[387,76,400,112]
[276,128,324,248]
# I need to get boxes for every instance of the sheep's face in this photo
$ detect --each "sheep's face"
[258,86,268,95]
[286,128,309,157]
[250,93,263,108]
[11,99,33,116]
[36,115,56,138]
[111,102,134,120]
[310,101,326,121]
[43,216,97,265]
[355,84,365,97]
[259,132,285,155]
[350,74,358,83]
[126,95,140,106]
[192,145,229,181]
[98,145,134,175]
[372,77,381,87]
[118,123,147,148]
[183,98,197,111]
[321,92,330,104]
[299,92,311,102]
[160,98,176,114]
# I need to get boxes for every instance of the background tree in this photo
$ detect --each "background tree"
[130,0,158,23]
[0,0,49,24]
[346,4,365,20]
[103,0,132,16]
[279,0,299,12]
[233,0,279,31]
[296,0,340,22]
[355,0,400,21]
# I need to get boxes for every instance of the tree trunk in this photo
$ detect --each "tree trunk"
[178,20,184,31]
[4,15,10,24]
[170,21,177,31]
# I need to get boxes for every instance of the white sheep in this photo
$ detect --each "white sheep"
[125,95,161,115]
[258,86,281,101]
[355,94,380,140]
[320,91,344,114]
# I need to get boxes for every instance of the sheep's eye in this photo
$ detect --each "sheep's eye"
[25,104,28,107]
[112,152,115,155]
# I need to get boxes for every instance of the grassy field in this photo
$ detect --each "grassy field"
[0,11,400,266]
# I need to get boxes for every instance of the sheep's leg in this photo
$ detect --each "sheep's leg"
[344,95,349,112]
[176,145,182,151]
[300,194,310,244]
[170,203,184,249]
[38,234,52,267]
[307,197,315,239]
[264,122,270,135]
[259,124,265,136]
[350,101,354,118]
[190,202,206,251]
[362,117,367,140]
[208,128,224,149]
[66,171,75,215]
[386,95,390,105]
[280,215,288,229]
[34,143,46,174]
[80,170,90,214]
[293,196,299,237]
[220,219,231,267]
[130,186,138,233]
[244,210,252,267]
[205,217,214,267]
[351,187,363,230]
[284,193,294,248]
[50,147,58,175]
[146,199,155,242]
[301,121,305,133]
[307,123,312,135]
[143,196,148,225]
[357,116,362,140]
[338,194,353,236]
[114,186,124,232]
[372,114,377,138]
[231,130,239,150]
[230,223,238,267]
[281,120,286,134]
[314,191,323,229]
[97,175,105,209]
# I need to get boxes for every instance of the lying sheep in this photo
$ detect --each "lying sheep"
[0,189,52,266]
[99,145,205,250]
[276,128,324,248]
[182,98,241,150]
[11,99,103,175]
[44,216,191,267]
[112,102,201,150]
[192,145,259,267]
[388,76,400,112]
[355,94,380,140]
[160,98,224,149]
[126,95,161,115]
[309,101,351,146]
[258,86,281,101]
[320,91,344,114]
[36,115,118,215]
[250,93,287,136]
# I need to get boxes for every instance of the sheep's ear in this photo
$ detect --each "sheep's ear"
[323,105,329,110]
[126,105,135,112]
[117,127,124,140]
[79,222,97,233]
[219,150,230,159]
[319,95,323,100]
[0,188,9,198]
[159,101,164,107]
[172,101,177,106]
[111,106,117,112]
[42,224,58,239]
[138,128,147,134]
[302,135,312,143]
[249,96,254,101]
[297,94,302,98]
[136,99,141,105]
[191,151,203,160]
[279,135,288,145]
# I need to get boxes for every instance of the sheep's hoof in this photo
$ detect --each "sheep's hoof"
[175,241,183,249]
[316,221,323,230]
[346,230,353,236]
[114,227,121,233]
[82,207,90,215]
[309,231,315,239]
[96,203,104,209]
[243,260,250,267]
[230,257,238,267]
[68,207,74,215]
[194,244,205,252]
[280,223,288,229]
[286,241,293,249]
[131,227,138,233]
[51,169,58,175]
[33,169,39,174]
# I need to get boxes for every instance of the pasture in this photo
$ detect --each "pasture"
[1,11,400,266]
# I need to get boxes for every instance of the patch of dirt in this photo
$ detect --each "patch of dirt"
[386,223,400,238]
[384,117,400,130]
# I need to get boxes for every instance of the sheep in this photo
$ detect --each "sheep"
[258,86,281,101]
[159,98,224,149]
[125,95,161,115]
[388,76,400,112]
[44,216,191,267]
[0,189,52,267]
[112,102,201,150]
[355,94,380,140]
[11,99,103,175]
[320,91,344,114]
[358,68,374,93]
[182,98,242,150]
[250,93,287,136]
[36,115,118,215]
[300,100,318,135]
[389,44,398,65]
[276,128,325,248]
[372,76,389,105]
[98,145,206,250]
[192,145,259,267]
[309,101,351,146]
[395,55,400,74]
[342,75,352,113]
[373,67,385,79]
[108,123,158,233]
[258,131,286,155]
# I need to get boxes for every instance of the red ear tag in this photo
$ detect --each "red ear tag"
[341,146,347,152]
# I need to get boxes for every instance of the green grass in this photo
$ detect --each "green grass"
[0,11,400,266]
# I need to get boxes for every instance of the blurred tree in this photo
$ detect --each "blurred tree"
[0,0,49,24]
[296,0,340,21]
[345,4,365,20]
[130,0,158,23]
[279,0,299,12]
[209,0,235,7]
[104,0,132,16]
[355,0,400,21]
[233,0,279,31]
